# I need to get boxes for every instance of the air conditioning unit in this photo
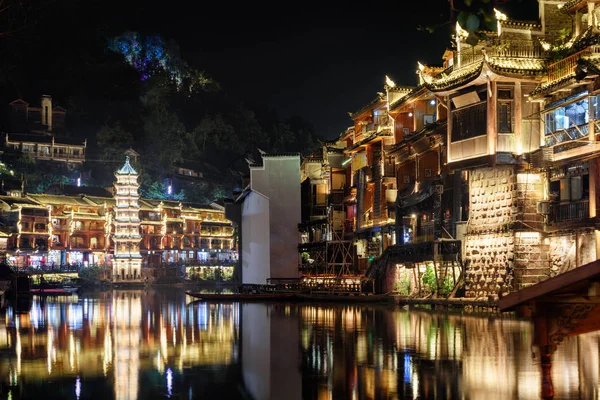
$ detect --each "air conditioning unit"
[537,201,551,215]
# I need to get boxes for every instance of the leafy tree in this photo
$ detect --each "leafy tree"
[139,180,185,201]
[96,123,134,161]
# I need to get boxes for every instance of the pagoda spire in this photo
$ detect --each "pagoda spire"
[112,156,142,282]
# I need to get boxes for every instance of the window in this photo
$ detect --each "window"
[544,97,589,134]
[451,88,487,142]
[498,88,513,133]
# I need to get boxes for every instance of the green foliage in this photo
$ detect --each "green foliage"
[301,252,310,263]
[96,123,134,162]
[421,265,438,293]
[78,264,106,281]
[440,275,455,296]
[139,180,185,201]
[394,272,411,295]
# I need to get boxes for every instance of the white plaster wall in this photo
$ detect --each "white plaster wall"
[251,156,301,280]
[241,191,270,284]
[242,303,271,400]
[241,304,301,400]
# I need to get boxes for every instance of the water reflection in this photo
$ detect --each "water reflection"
[0,290,597,399]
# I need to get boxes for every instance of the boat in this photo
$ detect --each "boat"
[186,291,297,302]
[30,288,77,296]
[294,292,392,303]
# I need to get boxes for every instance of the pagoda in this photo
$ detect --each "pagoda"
[112,156,142,281]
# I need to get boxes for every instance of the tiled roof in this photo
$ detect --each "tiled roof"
[487,57,546,75]
[350,95,385,119]
[28,194,92,206]
[389,85,427,111]
[116,156,138,175]
[422,61,484,92]
[262,152,301,158]
[562,0,585,12]
[500,19,541,30]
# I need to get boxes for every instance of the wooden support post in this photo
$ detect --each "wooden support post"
[433,258,440,298]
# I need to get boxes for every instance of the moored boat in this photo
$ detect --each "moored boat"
[185,291,297,302]
[30,288,77,296]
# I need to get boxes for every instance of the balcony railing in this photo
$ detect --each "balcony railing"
[545,123,589,148]
[486,38,546,59]
[552,199,589,223]
[547,48,592,84]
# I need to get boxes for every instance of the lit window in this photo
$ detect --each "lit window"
[498,88,513,133]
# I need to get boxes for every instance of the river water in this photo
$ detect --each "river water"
[0,289,597,400]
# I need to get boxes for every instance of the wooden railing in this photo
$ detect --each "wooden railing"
[552,199,589,222]
[547,48,592,83]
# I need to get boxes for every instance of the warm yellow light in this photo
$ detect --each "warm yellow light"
[385,75,396,88]
[494,8,507,21]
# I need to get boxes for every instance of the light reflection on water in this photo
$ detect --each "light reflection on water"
[0,289,596,400]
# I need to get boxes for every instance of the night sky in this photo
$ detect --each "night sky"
[110,0,458,139]
[14,0,539,140]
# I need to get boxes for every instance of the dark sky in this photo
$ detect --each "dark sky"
[115,0,458,139]
[28,0,538,141]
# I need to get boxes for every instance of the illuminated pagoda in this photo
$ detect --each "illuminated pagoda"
[112,156,142,281]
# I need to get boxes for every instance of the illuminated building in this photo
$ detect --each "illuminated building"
[298,140,354,277]
[112,156,143,281]
[0,167,238,278]
[340,1,600,299]
[528,0,600,282]
[346,89,399,272]
[4,95,86,170]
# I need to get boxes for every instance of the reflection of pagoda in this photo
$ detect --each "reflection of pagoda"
[112,156,142,281]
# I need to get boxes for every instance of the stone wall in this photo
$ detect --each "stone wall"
[549,230,596,275]
[464,167,517,299]
[541,0,572,44]
[512,173,548,290]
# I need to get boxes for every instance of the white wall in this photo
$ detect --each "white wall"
[250,155,301,280]
[241,191,270,285]
[241,304,301,400]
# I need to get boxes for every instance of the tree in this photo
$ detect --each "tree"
[96,123,134,161]
[417,0,529,46]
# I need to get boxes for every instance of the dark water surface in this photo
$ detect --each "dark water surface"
[0,289,597,399]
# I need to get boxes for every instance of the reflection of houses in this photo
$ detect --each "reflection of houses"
[0,293,241,399]
[298,140,354,276]
[226,153,301,285]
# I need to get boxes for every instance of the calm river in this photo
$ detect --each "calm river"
[0,289,597,400]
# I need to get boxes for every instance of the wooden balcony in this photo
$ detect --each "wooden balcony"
[547,48,592,85]
[551,199,589,223]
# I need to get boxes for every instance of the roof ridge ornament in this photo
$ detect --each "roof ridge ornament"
[117,155,138,175]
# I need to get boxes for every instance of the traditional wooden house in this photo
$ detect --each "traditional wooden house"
[414,4,556,300]
[527,0,600,281]
[298,139,353,277]
[345,89,400,272]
